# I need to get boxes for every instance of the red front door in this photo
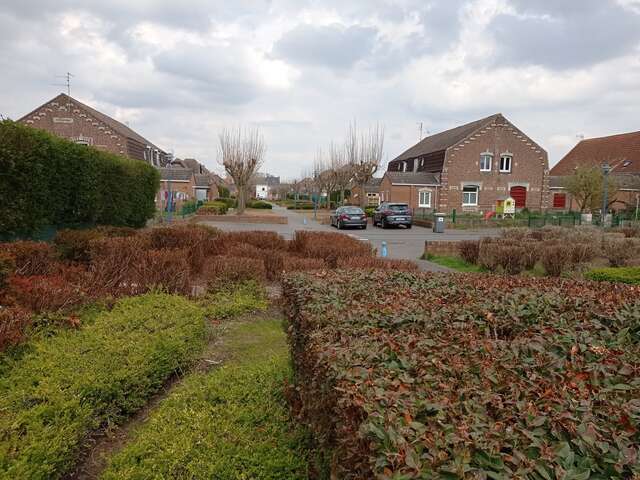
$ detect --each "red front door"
[510,186,527,208]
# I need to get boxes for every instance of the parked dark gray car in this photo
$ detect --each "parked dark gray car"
[373,202,413,228]
[330,206,367,230]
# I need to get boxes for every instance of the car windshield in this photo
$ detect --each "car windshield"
[343,207,363,214]
[388,204,409,211]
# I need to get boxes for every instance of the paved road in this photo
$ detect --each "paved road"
[198,205,499,272]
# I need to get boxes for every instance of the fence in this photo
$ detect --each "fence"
[413,209,585,229]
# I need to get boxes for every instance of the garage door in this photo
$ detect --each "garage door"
[510,186,527,208]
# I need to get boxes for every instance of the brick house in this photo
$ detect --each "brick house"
[157,167,196,211]
[384,113,549,213]
[549,131,640,212]
[19,93,169,166]
[351,178,382,206]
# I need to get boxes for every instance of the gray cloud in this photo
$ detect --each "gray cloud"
[274,23,378,69]
[490,0,640,69]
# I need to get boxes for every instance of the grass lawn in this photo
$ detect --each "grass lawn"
[425,254,485,273]
[101,317,311,480]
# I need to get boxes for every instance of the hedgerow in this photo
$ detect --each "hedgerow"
[0,293,207,479]
[0,120,159,236]
[586,266,640,285]
[283,271,640,479]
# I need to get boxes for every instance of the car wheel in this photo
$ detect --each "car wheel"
[337,220,343,230]
[361,225,367,230]
[381,218,387,229]
[406,224,412,229]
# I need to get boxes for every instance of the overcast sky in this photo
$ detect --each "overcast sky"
[1,0,639,178]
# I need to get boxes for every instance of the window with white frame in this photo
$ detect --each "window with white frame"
[500,154,512,173]
[480,153,492,172]
[462,185,479,206]
[418,189,431,208]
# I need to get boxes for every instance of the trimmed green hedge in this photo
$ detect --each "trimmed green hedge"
[247,200,272,209]
[0,120,159,236]
[0,293,207,479]
[586,266,640,284]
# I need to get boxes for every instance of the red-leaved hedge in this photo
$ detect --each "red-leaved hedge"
[283,270,640,479]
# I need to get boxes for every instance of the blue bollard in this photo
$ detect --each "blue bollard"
[303,216,307,225]
[381,241,388,258]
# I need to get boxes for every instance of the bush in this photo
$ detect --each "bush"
[198,201,228,215]
[53,229,103,263]
[286,202,315,210]
[458,240,481,264]
[569,242,599,265]
[586,266,640,284]
[223,231,288,251]
[0,120,159,236]
[0,306,31,351]
[3,241,56,275]
[10,267,91,313]
[94,225,138,237]
[495,244,526,274]
[614,226,640,238]
[0,293,207,479]
[290,231,374,267]
[246,200,272,209]
[540,243,572,276]
[202,257,266,289]
[364,206,377,218]
[603,238,640,267]
[477,240,499,271]
[0,253,15,290]
[340,257,419,271]
[282,271,640,479]
[214,197,236,209]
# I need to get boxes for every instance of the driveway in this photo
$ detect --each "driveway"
[198,205,499,272]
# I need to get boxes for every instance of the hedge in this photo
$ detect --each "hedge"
[283,271,640,479]
[246,199,272,209]
[586,266,640,285]
[0,120,159,236]
[0,293,207,479]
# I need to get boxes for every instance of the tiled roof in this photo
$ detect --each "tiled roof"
[550,131,640,176]
[386,171,440,185]
[391,113,502,162]
[549,173,640,191]
[159,168,193,181]
[364,178,382,193]
[194,174,211,187]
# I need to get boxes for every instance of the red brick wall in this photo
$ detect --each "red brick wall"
[440,118,549,213]
[379,176,437,211]
[20,97,129,158]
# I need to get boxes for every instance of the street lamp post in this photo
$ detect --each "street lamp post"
[601,162,611,229]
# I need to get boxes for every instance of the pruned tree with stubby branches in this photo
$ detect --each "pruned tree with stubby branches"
[329,142,353,207]
[565,165,619,213]
[346,121,384,207]
[218,127,266,214]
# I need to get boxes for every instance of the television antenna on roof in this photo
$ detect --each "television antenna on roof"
[53,72,74,96]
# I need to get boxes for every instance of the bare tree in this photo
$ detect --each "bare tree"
[346,122,384,207]
[218,127,266,214]
[329,142,353,206]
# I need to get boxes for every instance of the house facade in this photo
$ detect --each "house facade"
[19,93,169,166]
[384,114,549,213]
[549,131,640,212]
[351,178,382,206]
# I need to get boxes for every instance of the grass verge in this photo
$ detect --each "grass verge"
[0,293,207,480]
[101,317,310,480]
[424,254,485,272]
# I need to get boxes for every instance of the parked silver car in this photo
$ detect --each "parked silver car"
[330,206,367,230]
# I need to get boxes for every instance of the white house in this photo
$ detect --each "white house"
[255,184,269,199]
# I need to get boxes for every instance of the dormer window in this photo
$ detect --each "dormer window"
[480,152,493,172]
[500,154,512,173]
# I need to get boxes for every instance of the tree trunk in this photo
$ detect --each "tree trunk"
[237,185,247,214]
[359,182,367,208]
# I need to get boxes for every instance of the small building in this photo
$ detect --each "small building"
[351,178,382,206]
[157,167,195,211]
[19,93,169,166]
[252,173,281,200]
[379,172,440,210]
[549,131,640,212]
[384,113,549,213]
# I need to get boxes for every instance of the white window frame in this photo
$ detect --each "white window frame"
[418,189,432,208]
[462,185,479,206]
[500,154,512,173]
[480,153,493,172]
